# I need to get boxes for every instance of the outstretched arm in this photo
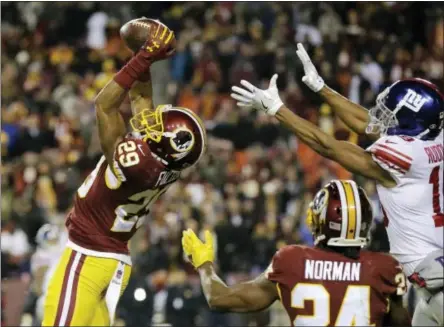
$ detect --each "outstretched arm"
[231,76,396,188]
[275,106,395,187]
[319,86,372,136]
[295,43,378,140]
[198,262,278,312]
[96,21,175,165]
[182,229,278,312]
[95,80,129,165]
[129,76,154,115]
[129,22,177,116]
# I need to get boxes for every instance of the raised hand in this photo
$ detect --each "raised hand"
[141,22,176,62]
[182,229,215,269]
[114,23,176,89]
[296,43,325,92]
[231,74,284,116]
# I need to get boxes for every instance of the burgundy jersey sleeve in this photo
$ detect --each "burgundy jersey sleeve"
[266,245,302,284]
[112,136,164,188]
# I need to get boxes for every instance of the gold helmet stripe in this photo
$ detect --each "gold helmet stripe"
[341,181,358,240]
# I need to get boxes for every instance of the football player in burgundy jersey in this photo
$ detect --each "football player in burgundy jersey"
[231,43,443,326]
[183,180,411,327]
[42,22,206,326]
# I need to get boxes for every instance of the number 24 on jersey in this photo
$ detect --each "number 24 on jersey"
[289,273,405,326]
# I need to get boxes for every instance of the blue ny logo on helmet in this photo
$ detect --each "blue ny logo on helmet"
[366,78,444,140]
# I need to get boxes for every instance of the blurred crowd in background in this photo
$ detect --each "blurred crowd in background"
[1,2,442,326]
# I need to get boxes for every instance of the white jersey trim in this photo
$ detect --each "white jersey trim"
[351,181,362,238]
[67,239,132,266]
[59,251,82,325]
[366,136,415,179]
[373,144,412,172]
[333,180,348,239]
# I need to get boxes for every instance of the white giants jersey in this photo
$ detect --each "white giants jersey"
[367,132,444,276]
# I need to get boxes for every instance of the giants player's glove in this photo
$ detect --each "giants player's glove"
[182,229,214,268]
[296,43,325,93]
[231,74,284,116]
[114,24,175,88]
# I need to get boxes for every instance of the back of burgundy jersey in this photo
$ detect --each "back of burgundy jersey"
[266,245,406,327]
[66,135,180,255]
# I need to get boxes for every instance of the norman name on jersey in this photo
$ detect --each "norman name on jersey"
[305,259,361,282]
[267,245,406,327]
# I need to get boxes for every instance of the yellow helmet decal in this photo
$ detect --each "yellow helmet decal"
[307,188,330,233]
[306,204,314,230]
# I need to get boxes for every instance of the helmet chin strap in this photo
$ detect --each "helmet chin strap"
[416,128,430,139]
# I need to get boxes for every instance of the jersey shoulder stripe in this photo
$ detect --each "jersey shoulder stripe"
[372,146,412,173]
[376,143,412,161]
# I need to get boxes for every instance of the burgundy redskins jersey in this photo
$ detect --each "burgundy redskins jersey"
[66,135,179,260]
[266,245,406,327]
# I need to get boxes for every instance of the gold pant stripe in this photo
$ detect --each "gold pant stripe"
[54,250,85,325]
[42,248,131,326]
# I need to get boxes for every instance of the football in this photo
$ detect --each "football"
[120,17,176,54]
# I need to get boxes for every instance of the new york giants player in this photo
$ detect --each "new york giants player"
[230,43,443,326]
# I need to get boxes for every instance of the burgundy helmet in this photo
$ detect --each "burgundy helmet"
[306,180,373,247]
[130,105,207,170]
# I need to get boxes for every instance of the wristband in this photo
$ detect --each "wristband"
[114,55,151,89]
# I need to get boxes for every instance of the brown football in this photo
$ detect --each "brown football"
[120,17,176,55]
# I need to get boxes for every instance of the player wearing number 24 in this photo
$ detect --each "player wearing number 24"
[231,43,444,326]
[42,19,206,326]
[183,180,411,326]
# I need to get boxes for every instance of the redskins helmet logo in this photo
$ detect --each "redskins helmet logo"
[311,188,329,227]
[312,189,329,215]
[170,127,195,161]
[306,188,329,231]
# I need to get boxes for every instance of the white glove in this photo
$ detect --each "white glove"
[231,74,284,116]
[296,43,325,93]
